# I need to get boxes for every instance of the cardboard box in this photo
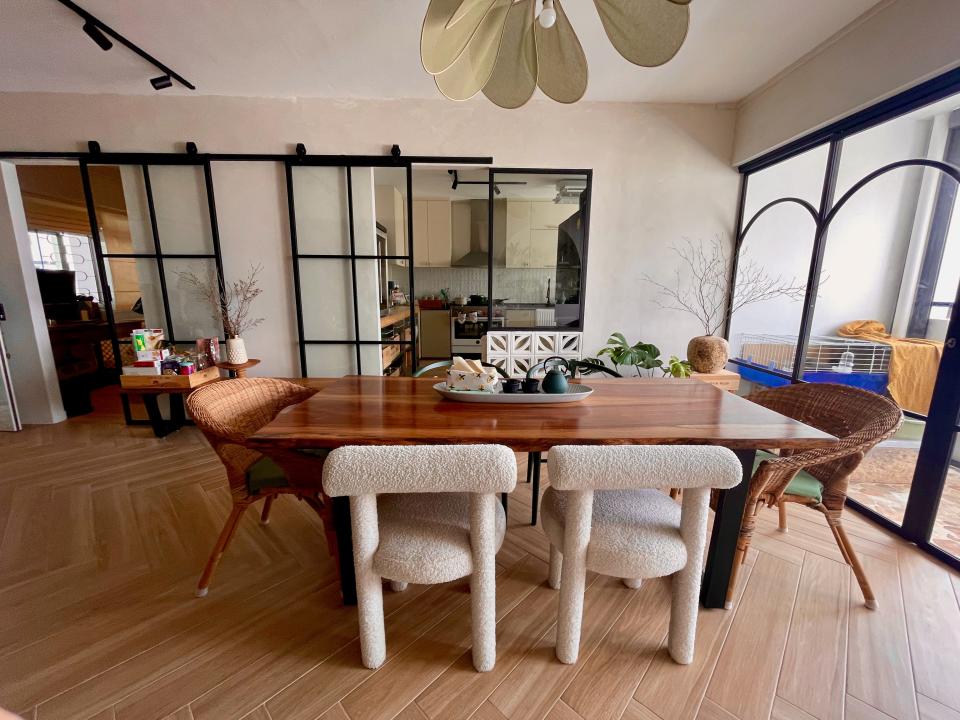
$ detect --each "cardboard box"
[122,362,162,376]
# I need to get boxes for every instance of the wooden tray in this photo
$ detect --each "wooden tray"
[120,365,220,390]
[433,382,593,404]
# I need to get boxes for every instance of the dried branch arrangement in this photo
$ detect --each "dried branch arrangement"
[177,263,265,338]
[643,236,808,336]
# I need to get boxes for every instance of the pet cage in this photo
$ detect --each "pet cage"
[736,333,890,392]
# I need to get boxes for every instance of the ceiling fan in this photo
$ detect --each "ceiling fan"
[420,0,691,108]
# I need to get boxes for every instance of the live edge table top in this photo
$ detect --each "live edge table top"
[249,376,837,453]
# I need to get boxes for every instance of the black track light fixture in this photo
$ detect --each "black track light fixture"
[82,20,112,51]
[54,0,196,91]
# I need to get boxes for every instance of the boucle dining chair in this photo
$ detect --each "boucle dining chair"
[187,378,326,598]
[540,445,741,665]
[727,383,902,610]
[322,444,517,672]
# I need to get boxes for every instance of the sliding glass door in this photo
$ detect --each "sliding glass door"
[80,161,224,367]
[728,91,960,566]
[286,162,416,377]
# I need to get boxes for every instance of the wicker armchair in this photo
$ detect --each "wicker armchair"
[726,383,902,609]
[187,378,326,597]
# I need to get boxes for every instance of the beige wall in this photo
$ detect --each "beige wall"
[0,93,739,374]
[733,0,960,165]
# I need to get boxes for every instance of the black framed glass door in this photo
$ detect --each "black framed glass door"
[727,81,960,568]
[79,160,225,369]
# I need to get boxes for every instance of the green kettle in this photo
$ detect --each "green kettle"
[540,356,570,394]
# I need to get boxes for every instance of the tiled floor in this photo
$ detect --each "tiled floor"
[849,445,960,558]
[2,390,960,719]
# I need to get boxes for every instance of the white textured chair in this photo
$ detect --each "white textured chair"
[322,444,517,672]
[541,445,741,665]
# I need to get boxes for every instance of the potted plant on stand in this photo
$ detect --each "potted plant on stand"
[179,264,264,365]
[643,236,807,373]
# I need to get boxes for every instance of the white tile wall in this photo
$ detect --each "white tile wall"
[415,266,555,304]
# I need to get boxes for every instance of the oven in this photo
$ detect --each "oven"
[451,316,504,358]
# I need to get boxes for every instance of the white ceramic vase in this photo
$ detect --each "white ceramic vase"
[226,337,248,365]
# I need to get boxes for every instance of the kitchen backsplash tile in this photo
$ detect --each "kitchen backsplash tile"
[415,267,556,304]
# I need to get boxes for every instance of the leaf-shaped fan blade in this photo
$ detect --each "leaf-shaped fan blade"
[435,0,511,101]
[534,0,588,104]
[482,0,537,109]
[667,0,691,4]
[421,0,498,75]
[593,0,689,67]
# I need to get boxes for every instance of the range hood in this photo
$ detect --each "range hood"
[452,199,503,267]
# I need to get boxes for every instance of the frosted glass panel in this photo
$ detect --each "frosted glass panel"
[305,344,357,377]
[292,166,350,255]
[300,259,354,341]
[149,165,214,254]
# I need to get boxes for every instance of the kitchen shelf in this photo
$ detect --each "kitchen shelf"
[379,306,415,329]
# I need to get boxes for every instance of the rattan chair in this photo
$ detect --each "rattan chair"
[727,383,902,609]
[187,378,326,597]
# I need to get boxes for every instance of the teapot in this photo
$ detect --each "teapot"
[539,356,570,394]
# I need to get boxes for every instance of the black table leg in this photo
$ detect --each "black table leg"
[141,394,174,438]
[332,495,357,605]
[169,393,186,428]
[501,492,508,521]
[530,451,542,526]
[701,448,755,609]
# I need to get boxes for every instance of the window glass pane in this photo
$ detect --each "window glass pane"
[492,171,587,329]
[932,432,960,559]
[374,166,410,259]
[848,416,928,528]
[104,256,165,337]
[803,110,947,419]
[162,258,222,341]
[89,165,155,254]
[149,165,214,255]
[292,166,350,255]
[729,145,827,390]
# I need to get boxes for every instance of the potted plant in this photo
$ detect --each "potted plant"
[592,333,693,378]
[643,236,807,373]
[178,264,264,365]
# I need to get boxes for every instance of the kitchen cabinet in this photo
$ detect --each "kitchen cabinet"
[530,228,558,268]
[505,309,536,327]
[419,308,452,358]
[451,201,471,261]
[505,201,559,268]
[374,185,407,264]
[413,199,453,267]
[531,201,574,229]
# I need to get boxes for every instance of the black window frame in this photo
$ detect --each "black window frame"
[726,66,960,570]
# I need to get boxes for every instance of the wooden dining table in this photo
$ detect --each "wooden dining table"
[250,375,837,608]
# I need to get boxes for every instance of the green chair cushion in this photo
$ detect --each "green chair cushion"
[754,450,823,503]
[245,457,289,494]
[245,449,331,495]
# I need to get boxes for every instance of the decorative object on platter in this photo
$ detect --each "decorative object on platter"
[433,382,593,404]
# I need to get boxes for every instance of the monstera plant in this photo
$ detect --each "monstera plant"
[592,333,693,378]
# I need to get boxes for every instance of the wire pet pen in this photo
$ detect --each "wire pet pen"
[736,333,891,392]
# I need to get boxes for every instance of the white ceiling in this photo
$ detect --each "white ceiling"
[0,0,884,103]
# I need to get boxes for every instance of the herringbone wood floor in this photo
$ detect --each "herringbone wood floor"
[1,389,960,720]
